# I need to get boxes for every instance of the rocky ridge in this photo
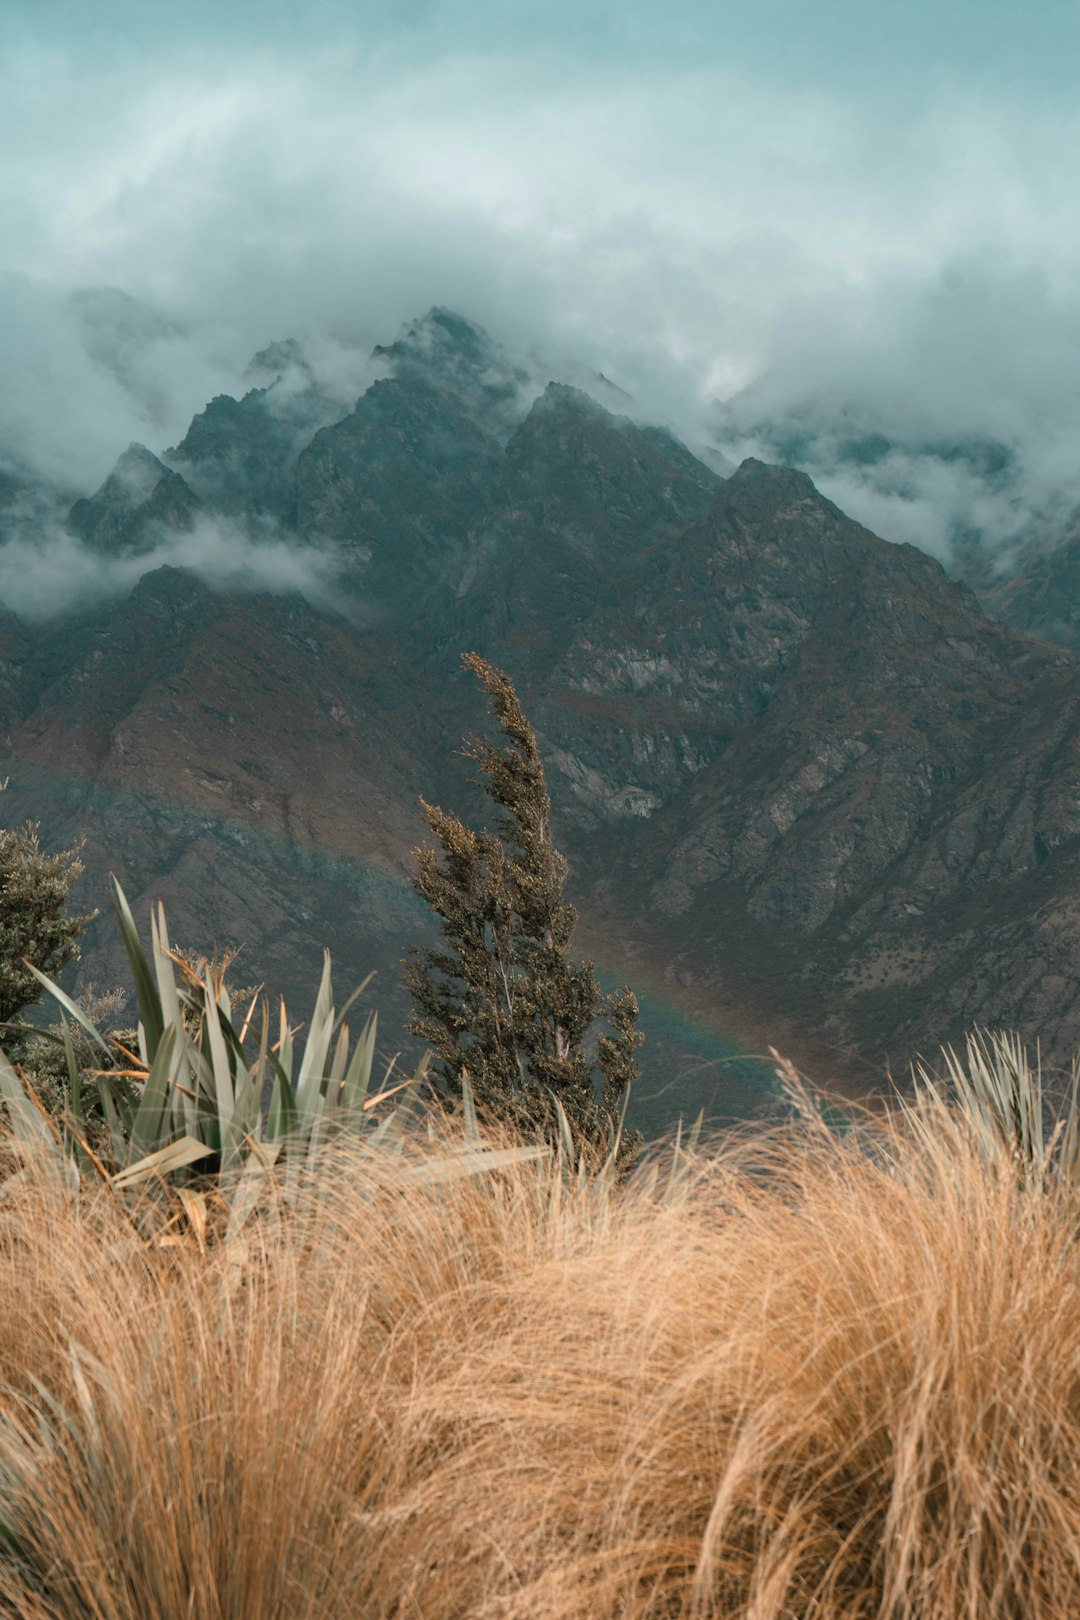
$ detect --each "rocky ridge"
[3,309,1080,1122]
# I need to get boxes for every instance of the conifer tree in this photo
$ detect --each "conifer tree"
[405,652,643,1160]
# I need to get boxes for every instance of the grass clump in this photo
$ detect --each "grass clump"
[0,1054,1078,1616]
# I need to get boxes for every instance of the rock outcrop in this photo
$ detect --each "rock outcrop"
[68,444,200,555]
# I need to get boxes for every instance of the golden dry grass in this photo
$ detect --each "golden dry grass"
[0,1090,1078,1618]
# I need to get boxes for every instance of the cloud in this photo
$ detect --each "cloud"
[710,252,1080,564]
[0,511,349,622]
[246,336,390,417]
[0,276,242,493]
[4,37,1080,567]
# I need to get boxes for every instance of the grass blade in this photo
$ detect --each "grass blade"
[111,877,165,1059]
[127,1025,177,1165]
[111,1134,214,1189]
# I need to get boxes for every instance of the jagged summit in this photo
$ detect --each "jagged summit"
[243,338,312,388]
[81,312,712,564]
[724,457,840,506]
[714,457,955,592]
[374,307,497,374]
[96,442,169,503]
[730,453,812,481]
[499,382,720,545]
[163,377,342,523]
[373,308,530,443]
[67,443,199,555]
[525,379,610,419]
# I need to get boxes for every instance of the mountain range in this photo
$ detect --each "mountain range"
[3,306,1080,1128]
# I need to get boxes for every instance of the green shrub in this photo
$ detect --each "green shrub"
[0,878,430,1234]
[0,794,91,1025]
[406,652,642,1168]
[910,1025,1080,1188]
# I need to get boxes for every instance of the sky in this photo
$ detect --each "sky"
[4,0,1080,574]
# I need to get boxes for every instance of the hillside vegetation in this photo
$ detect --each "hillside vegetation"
[0,1054,1079,1618]
[1,666,1078,1615]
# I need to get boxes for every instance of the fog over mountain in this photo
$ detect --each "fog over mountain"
[0,512,350,623]
[3,298,1080,1125]
[6,1,1080,583]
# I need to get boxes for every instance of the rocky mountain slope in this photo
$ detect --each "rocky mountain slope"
[4,307,1080,1125]
[706,387,1080,651]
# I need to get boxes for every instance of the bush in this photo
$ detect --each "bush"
[0,879,432,1233]
[11,985,129,1165]
[0,796,91,1026]
[406,652,643,1166]
[0,1080,1079,1616]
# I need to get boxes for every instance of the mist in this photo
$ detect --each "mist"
[5,16,1080,578]
[0,513,348,623]
[710,253,1080,564]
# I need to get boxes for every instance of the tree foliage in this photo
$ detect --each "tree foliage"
[0,792,92,1026]
[405,652,643,1160]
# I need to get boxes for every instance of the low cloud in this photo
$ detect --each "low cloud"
[245,335,392,418]
[0,513,349,622]
[710,253,1080,565]
[0,276,241,494]
[4,40,1080,567]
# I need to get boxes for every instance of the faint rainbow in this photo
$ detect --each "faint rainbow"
[6,759,782,1128]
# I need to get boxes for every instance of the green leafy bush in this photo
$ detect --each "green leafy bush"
[0,794,91,1025]
[0,878,429,1234]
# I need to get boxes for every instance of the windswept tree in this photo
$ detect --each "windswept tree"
[0,791,92,1026]
[404,652,643,1161]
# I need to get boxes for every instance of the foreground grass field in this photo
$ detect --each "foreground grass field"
[0,1067,1078,1618]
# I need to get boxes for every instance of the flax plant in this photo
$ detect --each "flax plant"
[0,878,429,1234]
[910,1025,1080,1188]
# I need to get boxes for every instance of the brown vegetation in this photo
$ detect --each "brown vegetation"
[0,1076,1078,1618]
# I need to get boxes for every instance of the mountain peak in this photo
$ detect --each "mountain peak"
[729,456,820,493]
[368,308,530,447]
[537,380,606,413]
[421,306,491,360]
[243,338,309,389]
[100,443,170,504]
[67,443,199,554]
[127,564,214,619]
[374,307,496,375]
[513,382,716,485]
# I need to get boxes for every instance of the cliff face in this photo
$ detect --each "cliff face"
[68,445,201,555]
[529,460,1080,1070]
[5,308,1080,1115]
[979,519,1080,649]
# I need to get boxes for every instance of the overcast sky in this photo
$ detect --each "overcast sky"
[4,0,1080,562]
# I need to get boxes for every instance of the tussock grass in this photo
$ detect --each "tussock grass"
[0,1087,1079,1617]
